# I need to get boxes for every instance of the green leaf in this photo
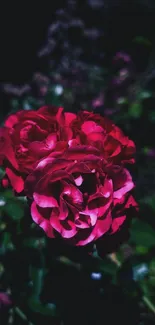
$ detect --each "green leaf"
[23,237,46,249]
[149,111,155,122]
[138,91,152,100]
[128,102,142,118]
[28,297,57,316]
[135,246,149,255]
[0,167,5,180]
[141,194,155,210]
[133,36,152,46]
[28,266,57,316]
[11,99,19,109]
[4,200,24,220]
[3,190,15,199]
[29,266,44,299]
[23,238,38,248]
[130,219,155,248]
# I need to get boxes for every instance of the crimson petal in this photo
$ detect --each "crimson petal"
[31,201,54,238]
[33,192,58,208]
[6,168,24,193]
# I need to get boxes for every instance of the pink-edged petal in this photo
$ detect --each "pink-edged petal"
[50,213,77,238]
[88,186,113,219]
[29,134,57,157]
[93,212,112,239]
[77,232,96,246]
[36,157,55,169]
[80,209,97,226]
[5,114,18,128]
[98,179,113,198]
[75,218,90,229]
[64,112,76,126]
[68,139,79,147]
[59,197,69,220]
[81,121,103,135]
[42,158,69,175]
[50,213,63,233]
[63,182,83,206]
[113,181,134,199]
[6,168,24,193]
[61,220,77,239]
[31,201,54,238]
[45,134,57,149]
[39,220,55,238]
[33,192,58,208]
[113,169,134,199]
[77,209,112,246]
[111,216,126,234]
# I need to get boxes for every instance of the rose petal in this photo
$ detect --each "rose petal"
[81,209,97,226]
[81,121,103,135]
[6,168,24,193]
[45,134,57,149]
[75,218,90,229]
[77,210,112,246]
[63,146,101,160]
[68,139,79,147]
[63,182,83,206]
[33,192,58,208]
[113,169,134,199]
[0,128,19,170]
[50,213,77,238]
[111,216,126,234]
[64,112,76,126]
[31,201,54,238]
[5,114,19,128]
[59,197,69,220]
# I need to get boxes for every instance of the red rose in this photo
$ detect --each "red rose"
[0,106,75,193]
[96,193,138,255]
[68,111,136,165]
[25,146,135,246]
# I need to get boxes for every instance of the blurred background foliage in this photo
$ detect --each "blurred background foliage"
[1,1,155,324]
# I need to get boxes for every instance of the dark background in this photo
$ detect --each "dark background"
[1,2,155,84]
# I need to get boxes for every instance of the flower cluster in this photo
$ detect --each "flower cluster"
[0,106,138,247]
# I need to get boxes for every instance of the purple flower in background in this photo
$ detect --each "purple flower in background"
[0,292,12,309]
[92,94,104,108]
[88,0,104,9]
[144,148,155,157]
[113,52,131,64]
